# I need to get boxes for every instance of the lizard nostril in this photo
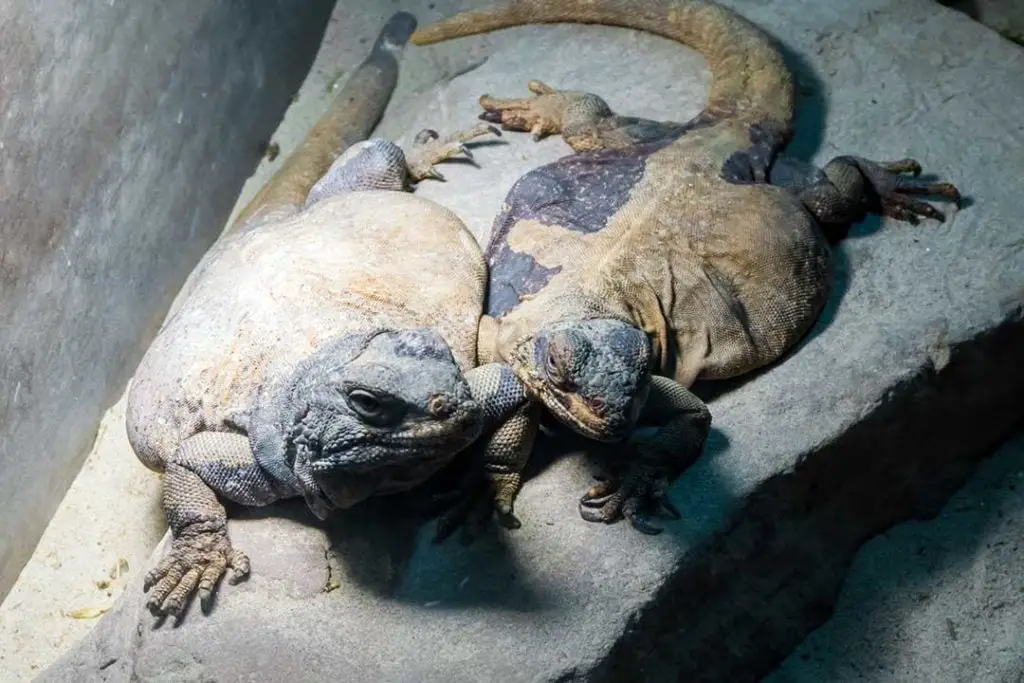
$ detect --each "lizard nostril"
[427,393,454,419]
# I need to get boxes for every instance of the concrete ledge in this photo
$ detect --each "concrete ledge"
[39,0,1024,680]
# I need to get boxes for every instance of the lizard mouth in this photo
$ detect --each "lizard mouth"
[539,387,628,442]
[507,348,626,442]
[308,402,482,474]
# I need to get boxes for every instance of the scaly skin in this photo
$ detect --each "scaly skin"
[126,13,522,619]
[412,0,962,533]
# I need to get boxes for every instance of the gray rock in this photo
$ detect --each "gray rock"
[0,0,336,600]
[939,0,1024,44]
[39,0,1024,681]
[766,428,1024,682]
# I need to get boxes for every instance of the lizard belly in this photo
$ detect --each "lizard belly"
[126,191,485,469]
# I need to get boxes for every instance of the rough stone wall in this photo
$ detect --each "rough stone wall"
[0,0,336,601]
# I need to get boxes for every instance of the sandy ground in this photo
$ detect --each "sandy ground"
[0,5,451,679]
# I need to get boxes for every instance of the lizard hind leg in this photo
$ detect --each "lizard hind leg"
[799,155,962,229]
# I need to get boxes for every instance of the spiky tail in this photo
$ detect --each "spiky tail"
[412,0,793,131]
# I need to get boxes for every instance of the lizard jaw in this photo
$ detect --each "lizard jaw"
[538,386,625,442]
[507,344,627,442]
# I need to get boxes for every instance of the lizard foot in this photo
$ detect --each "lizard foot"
[428,470,522,544]
[405,123,501,182]
[579,464,681,535]
[478,80,571,141]
[143,520,249,617]
[843,156,962,223]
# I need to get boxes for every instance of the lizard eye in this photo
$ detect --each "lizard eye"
[345,388,407,427]
[347,389,384,420]
[545,352,561,379]
[545,351,576,391]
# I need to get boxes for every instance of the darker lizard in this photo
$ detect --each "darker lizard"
[412,0,962,533]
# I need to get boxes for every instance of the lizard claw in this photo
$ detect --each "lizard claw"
[144,521,248,617]
[844,156,962,224]
[405,123,501,182]
[578,462,680,534]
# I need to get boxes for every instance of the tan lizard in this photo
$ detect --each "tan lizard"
[412,0,962,533]
[126,13,521,618]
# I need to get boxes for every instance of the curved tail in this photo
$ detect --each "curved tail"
[411,0,793,130]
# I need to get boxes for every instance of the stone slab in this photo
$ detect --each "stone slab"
[0,0,336,601]
[39,0,1024,681]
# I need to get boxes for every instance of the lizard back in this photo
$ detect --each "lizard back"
[485,123,832,385]
[126,190,486,470]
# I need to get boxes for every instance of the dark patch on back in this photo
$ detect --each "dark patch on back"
[485,240,562,319]
[483,146,653,318]
[721,121,791,185]
[483,112,719,319]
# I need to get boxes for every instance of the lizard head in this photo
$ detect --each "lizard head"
[287,328,483,510]
[503,318,653,442]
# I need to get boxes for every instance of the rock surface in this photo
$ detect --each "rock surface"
[767,427,1024,682]
[0,0,335,600]
[939,0,1024,42]
[39,0,1024,681]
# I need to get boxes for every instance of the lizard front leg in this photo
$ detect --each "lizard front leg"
[579,375,711,534]
[431,363,539,541]
[478,80,681,152]
[145,432,291,617]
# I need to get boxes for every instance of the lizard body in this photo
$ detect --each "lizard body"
[412,0,962,532]
[126,13,518,617]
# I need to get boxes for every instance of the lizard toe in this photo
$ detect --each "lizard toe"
[848,155,963,223]
[144,524,240,616]
[578,460,681,533]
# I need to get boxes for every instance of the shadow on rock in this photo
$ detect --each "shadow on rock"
[768,428,1024,681]
[233,483,560,611]
[777,39,827,162]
